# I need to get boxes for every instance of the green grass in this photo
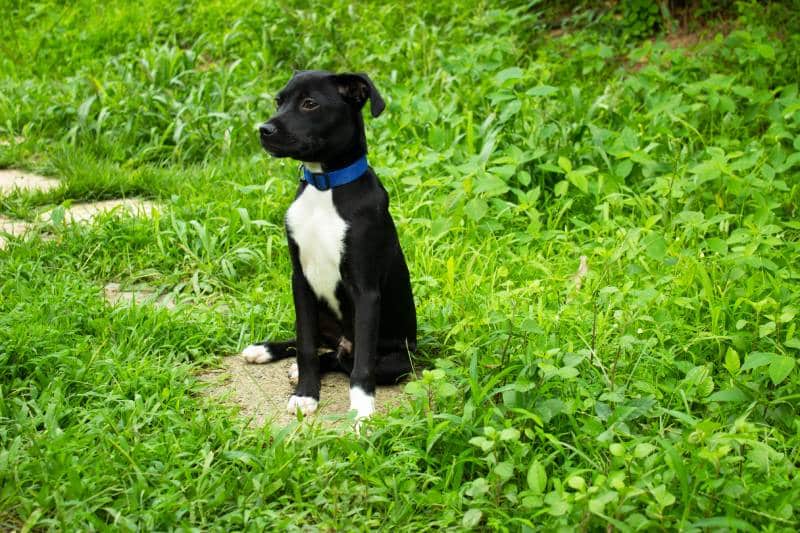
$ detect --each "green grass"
[2,0,800,529]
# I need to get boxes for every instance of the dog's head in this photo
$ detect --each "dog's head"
[259,70,385,164]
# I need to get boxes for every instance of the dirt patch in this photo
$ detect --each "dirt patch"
[0,217,33,249]
[199,356,409,429]
[665,31,701,50]
[40,199,158,224]
[0,169,60,195]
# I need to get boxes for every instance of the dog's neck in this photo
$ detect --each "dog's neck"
[305,146,368,173]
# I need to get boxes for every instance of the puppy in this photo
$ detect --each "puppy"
[242,71,416,421]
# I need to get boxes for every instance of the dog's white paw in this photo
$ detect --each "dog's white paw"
[349,386,375,419]
[287,395,318,415]
[241,344,272,364]
[287,362,299,385]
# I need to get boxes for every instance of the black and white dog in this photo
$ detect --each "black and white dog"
[242,71,416,421]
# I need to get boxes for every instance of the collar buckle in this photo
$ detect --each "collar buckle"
[318,173,331,191]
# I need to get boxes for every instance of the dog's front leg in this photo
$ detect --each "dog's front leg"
[286,271,321,415]
[350,290,380,420]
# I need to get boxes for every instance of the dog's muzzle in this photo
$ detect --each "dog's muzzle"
[259,122,286,154]
[259,122,277,139]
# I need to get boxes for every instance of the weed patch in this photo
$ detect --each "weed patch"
[1,0,799,529]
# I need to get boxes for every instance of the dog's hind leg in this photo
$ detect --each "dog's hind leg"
[374,351,412,385]
[334,349,412,385]
[241,340,296,364]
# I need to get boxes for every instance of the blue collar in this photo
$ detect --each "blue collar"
[302,156,368,191]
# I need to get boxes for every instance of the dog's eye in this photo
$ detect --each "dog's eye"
[300,98,319,111]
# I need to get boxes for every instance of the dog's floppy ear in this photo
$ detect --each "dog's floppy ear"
[331,72,385,118]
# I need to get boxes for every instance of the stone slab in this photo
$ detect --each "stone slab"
[0,136,25,146]
[0,169,60,195]
[40,199,158,224]
[0,216,33,249]
[103,282,177,310]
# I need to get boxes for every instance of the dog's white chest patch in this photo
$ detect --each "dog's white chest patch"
[286,186,348,318]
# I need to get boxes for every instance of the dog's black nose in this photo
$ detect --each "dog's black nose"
[260,123,277,137]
